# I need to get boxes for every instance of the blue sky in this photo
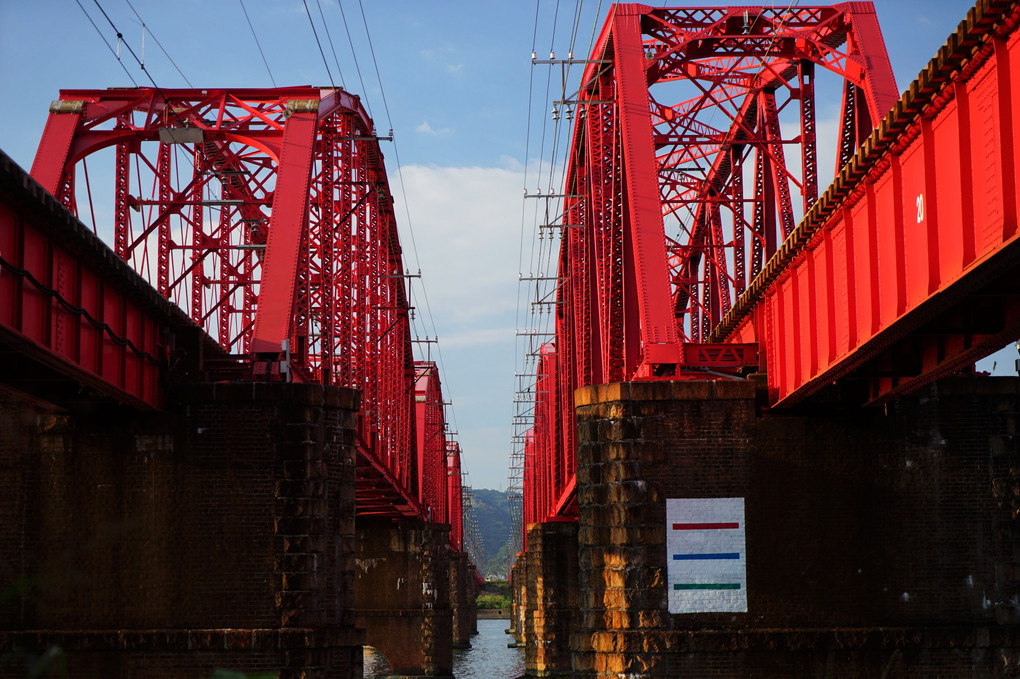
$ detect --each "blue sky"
[0,0,1007,491]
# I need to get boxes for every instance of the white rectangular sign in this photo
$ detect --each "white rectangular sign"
[666,497,747,614]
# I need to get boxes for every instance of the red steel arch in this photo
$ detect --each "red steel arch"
[528,3,900,522]
[447,441,465,551]
[28,86,438,522]
[523,343,566,531]
[560,2,898,382]
[413,362,450,522]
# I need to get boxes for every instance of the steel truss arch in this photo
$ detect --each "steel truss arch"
[29,86,452,526]
[526,3,898,524]
[558,3,898,380]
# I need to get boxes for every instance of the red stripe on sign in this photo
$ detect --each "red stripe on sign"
[672,522,739,530]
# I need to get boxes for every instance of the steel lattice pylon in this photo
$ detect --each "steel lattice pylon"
[30,86,431,520]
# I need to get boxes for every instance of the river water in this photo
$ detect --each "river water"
[363,618,524,678]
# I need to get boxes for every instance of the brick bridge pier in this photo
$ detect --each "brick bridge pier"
[0,382,475,678]
[515,375,1020,677]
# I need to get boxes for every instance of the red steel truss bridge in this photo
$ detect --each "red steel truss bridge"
[519,0,1020,529]
[0,86,467,548]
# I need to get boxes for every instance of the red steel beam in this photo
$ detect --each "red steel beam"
[0,148,212,410]
[525,3,899,526]
[716,0,1020,406]
[25,87,431,525]
[413,362,450,523]
[612,7,684,373]
[250,108,317,353]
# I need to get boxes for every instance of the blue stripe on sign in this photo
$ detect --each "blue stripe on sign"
[672,553,740,561]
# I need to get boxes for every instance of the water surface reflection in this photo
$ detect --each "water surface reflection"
[452,618,524,678]
[363,618,524,678]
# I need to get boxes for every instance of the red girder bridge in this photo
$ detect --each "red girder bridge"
[515,1,1020,676]
[0,87,476,676]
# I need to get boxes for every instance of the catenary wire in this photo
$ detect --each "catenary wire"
[337,0,374,121]
[516,0,544,339]
[350,1,460,437]
[90,0,163,88]
[239,0,277,87]
[76,0,139,86]
[124,0,193,86]
[302,0,336,88]
[315,0,347,88]
[356,0,393,130]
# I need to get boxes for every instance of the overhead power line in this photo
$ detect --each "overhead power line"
[75,0,139,86]
[336,0,373,121]
[356,0,392,130]
[315,0,347,88]
[239,0,277,87]
[124,0,193,87]
[89,0,158,88]
[333,0,460,439]
[302,0,336,88]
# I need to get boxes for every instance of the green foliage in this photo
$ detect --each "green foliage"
[0,645,67,679]
[1,576,66,679]
[486,543,510,579]
[480,579,511,596]
[0,576,36,606]
[470,489,512,578]
[476,593,512,609]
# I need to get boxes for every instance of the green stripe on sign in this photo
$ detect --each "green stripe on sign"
[673,583,741,590]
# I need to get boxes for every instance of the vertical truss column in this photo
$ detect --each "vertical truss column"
[114,134,130,260]
[157,143,172,297]
[189,149,205,321]
[731,146,747,298]
[799,61,818,212]
[251,108,317,354]
[612,9,682,372]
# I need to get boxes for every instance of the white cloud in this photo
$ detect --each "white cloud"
[416,120,452,136]
[415,46,463,78]
[391,163,524,326]
[419,46,456,60]
[498,155,525,172]
[386,162,535,490]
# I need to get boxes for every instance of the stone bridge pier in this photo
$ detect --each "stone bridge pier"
[448,550,478,648]
[570,377,1020,677]
[520,520,578,677]
[510,551,528,649]
[354,517,454,677]
[0,383,364,678]
[516,376,1020,677]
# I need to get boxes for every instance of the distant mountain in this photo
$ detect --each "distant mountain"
[469,488,512,578]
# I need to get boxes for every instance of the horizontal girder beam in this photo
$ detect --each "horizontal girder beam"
[0,148,219,410]
[717,0,1020,406]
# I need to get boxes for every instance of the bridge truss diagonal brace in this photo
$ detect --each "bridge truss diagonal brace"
[612,8,682,372]
[30,108,82,199]
[252,112,317,353]
[844,2,900,124]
